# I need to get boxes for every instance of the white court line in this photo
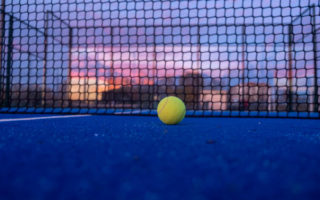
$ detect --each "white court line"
[0,115,91,123]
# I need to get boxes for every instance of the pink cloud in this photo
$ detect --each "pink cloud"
[275,68,315,78]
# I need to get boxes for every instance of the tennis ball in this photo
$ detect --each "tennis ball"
[157,96,186,125]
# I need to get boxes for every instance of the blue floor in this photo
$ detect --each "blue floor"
[0,114,319,200]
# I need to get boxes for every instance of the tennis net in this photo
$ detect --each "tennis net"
[0,0,319,118]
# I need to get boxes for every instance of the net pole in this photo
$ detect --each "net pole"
[312,5,319,112]
[42,11,49,107]
[4,15,13,107]
[288,24,294,112]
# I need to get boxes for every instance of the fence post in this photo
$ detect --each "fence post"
[5,15,13,107]
[197,24,202,110]
[287,24,294,112]
[67,27,73,107]
[241,25,246,111]
[312,5,319,112]
[152,26,157,108]
[0,1,6,105]
[42,11,49,107]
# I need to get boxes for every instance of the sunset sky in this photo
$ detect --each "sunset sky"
[2,0,319,92]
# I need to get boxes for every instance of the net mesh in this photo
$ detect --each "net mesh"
[0,0,319,118]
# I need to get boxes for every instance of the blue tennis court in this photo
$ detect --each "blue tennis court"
[0,114,319,199]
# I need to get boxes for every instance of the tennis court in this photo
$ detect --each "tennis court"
[0,0,320,199]
[0,114,319,199]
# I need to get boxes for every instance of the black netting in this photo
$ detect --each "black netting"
[0,0,319,118]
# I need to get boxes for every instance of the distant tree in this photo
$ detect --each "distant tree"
[10,84,43,107]
[178,70,203,110]
[229,82,269,111]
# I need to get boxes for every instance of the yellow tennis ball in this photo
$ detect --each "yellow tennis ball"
[157,96,186,125]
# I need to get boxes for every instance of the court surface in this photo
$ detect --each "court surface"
[0,114,319,200]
